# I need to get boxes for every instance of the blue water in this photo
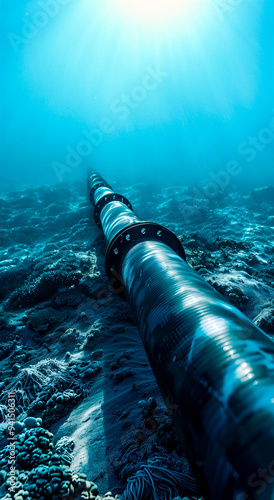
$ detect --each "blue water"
[1,0,273,191]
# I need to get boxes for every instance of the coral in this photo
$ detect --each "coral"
[27,307,67,332]
[4,270,82,311]
[254,307,274,334]
[53,290,84,309]
[79,361,103,380]
[55,436,75,467]
[110,351,134,371]
[206,276,249,312]
[250,187,274,205]
[138,397,158,420]
[115,397,196,499]
[83,326,101,349]
[109,368,134,385]
[78,275,107,300]
[124,463,199,500]
[37,389,84,428]
[156,418,181,453]
[13,357,103,427]
[1,180,274,500]
[0,359,79,414]
[0,422,100,500]
[0,340,15,361]
[0,423,53,474]
[89,349,104,361]
[214,237,250,252]
[0,404,8,423]
[60,328,81,345]
[0,264,32,301]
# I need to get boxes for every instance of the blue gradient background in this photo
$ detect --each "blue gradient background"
[0,0,273,190]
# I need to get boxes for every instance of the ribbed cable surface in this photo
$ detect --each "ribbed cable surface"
[121,241,274,500]
[100,203,140,245]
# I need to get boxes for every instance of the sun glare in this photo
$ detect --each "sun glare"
[115,0,199,29]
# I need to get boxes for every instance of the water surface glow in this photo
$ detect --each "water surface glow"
[1,0,273,188]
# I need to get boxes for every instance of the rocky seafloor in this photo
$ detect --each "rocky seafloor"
[0,179,273,500]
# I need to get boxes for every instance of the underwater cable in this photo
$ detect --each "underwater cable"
[88,169,274,500]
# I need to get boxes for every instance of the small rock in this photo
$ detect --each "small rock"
[13,421,25,435]
[24,417,39,429]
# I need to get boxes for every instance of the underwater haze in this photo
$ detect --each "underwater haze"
[1,3,274,499]
[1,0,273,191]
